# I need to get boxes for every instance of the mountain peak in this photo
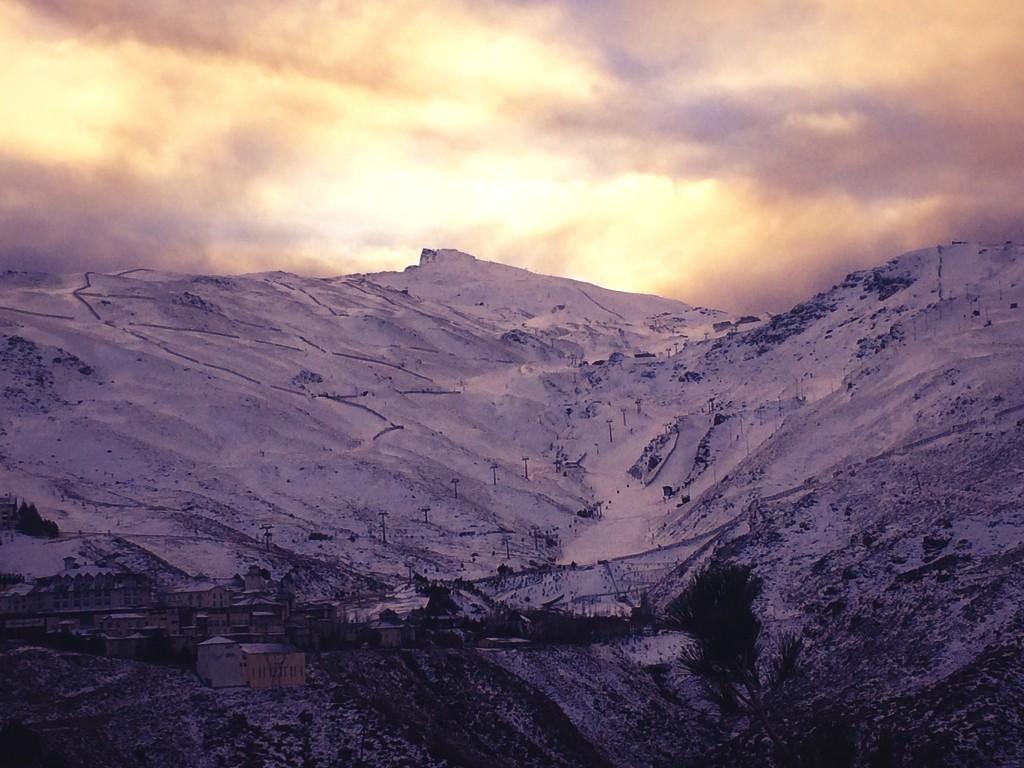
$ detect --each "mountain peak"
[419,248,477,267]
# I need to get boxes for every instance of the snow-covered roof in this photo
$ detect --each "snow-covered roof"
[198,636,237,646]
[167,581,225,593]
[231,595,280,607]
[61,566,118,578]
[240,643,299,654]
[1,583,33,596]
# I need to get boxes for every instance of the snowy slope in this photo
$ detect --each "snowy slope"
[469,241,1024,763]
[1,242,1021,602]
[0,255,725,592]
[367,249,727,358]
[474,242,1024,609]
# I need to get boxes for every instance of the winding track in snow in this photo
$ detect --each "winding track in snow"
[0,305,76,321]
[577,288,626,321]
[123,328,263,385]
[72,272,102,321]
[331,350,434,382]
[372,424,405,441]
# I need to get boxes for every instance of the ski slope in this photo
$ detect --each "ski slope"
[2,242,1023,611]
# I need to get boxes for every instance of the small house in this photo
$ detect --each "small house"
[197,636,246,688]
[371,616,415,649]
[240,643,306,688]
[197,636,305,688]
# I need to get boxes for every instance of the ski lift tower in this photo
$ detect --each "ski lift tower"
[259,523,274,551]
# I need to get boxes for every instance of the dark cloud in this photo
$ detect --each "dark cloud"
[0,151,339,277]
[0,154,207,274]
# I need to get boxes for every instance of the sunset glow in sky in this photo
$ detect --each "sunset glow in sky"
[2,1,1023,310]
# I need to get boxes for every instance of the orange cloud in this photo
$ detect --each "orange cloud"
[2,1,1023,311]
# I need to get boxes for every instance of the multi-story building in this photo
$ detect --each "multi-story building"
[0,562,152,615]
[98,609,180,638]
[163,582,232,610]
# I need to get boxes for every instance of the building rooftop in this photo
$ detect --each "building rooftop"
[240,643,299,654]
[1,583,33,596]
[58,566,118,578]
[167,581,225,593]
[198,636,237,646]
[231,594,279,606]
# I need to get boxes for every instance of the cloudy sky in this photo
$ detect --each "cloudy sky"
[2,1,1022,310]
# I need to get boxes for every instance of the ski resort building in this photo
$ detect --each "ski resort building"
[0,494,16,529]
[241,642,306,688]
[196,637,245,688]
[164,583,232,610]
[98,609,181,638]
[0,560,295,654]
[370,615,417,648]
[197,636,305,688]
[0,562,153,614]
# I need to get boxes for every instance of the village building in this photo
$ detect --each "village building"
[0,494,17,529]
[2,560,154,614]
[196,636,305,688]
[98,608,181,638]
[2,614,73,638]
[197,637,246,688]
[228,593,289,639]
[187,611,230,639]
[0,567,152,615]
[98,612,148,637]
[0,559,304,653]
[240,643,306,688]
[285,601,350,649]
[243,565,269,593]
[371,615,416,648]
[163,582,232,610]
[0,582,34,615]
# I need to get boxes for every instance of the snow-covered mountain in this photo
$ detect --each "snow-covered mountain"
[473,241,1024,764]
[368,248,718,354]
[0,248,725,592]
[1,243,1021,590]
[2,240,1024,764]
